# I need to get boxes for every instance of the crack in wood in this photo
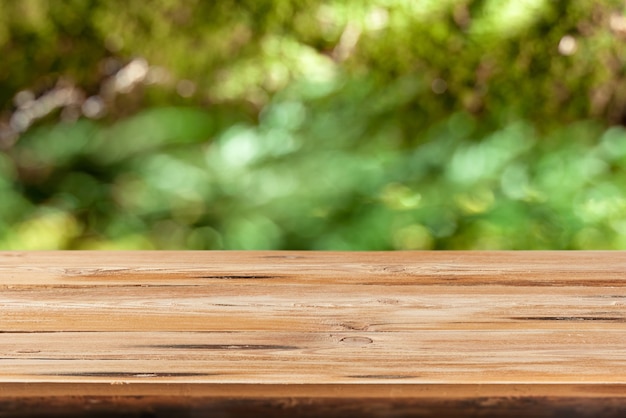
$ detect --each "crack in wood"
[192,275,279,280]
[261,255,305,259]
[347,375,417,379]
[49,372,210,378]
[0,331,97,334]
[145,344,298,350]
[512,316,625,322]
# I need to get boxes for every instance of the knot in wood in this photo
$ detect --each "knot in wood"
[339,336,373,345]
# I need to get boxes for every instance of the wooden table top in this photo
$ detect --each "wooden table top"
[1,251,625,417]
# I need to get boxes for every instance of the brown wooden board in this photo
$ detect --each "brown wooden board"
[0,251,625,417]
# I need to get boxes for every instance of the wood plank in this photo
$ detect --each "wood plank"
[0,251,625,416]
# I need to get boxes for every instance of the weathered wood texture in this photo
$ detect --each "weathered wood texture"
[0,251,625,417]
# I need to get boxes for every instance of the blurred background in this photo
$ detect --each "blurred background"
[1,0,626,250]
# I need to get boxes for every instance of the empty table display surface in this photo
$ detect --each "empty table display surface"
[0,251,625,417]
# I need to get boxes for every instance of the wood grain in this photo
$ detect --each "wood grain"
[0,251,625,416]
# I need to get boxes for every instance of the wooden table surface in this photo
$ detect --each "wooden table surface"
[1,251,625,417]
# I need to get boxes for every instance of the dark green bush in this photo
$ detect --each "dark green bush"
[1,1,626,249]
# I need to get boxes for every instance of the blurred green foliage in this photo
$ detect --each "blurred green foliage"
[1,0,626,249]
